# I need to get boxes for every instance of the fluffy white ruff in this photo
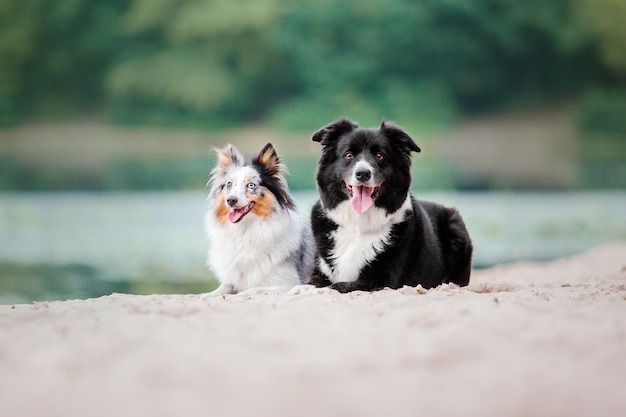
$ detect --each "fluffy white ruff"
[319,196,412,284]
[203,205,309,296]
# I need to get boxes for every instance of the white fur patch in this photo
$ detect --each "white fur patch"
[204,202,310,294]
[346,160,379,187]
[224,166,260,206]
[323,196,412,283]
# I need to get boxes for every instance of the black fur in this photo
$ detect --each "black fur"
[251,143,296,210]
[309,119,473,293]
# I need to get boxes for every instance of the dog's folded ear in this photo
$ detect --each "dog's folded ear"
[312,118,359,145]
[213,144,245,176]
[208,144,245,192]
[380,120,421,153]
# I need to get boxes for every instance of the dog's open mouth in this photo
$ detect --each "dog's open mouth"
[346,184,380,213]
[227,202,255,223]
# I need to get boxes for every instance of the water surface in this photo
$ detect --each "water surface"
[1,191,624,303]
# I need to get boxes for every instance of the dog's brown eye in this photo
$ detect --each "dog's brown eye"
[344,151,354,160]
[375,152,384,161]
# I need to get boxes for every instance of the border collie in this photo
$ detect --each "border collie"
[203,143,314,296]
[308,119,473,293]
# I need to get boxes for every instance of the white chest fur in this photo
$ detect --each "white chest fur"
[319,197,412,283]
[205,208,305,291]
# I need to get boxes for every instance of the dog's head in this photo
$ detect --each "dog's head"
[312,119,420,214]
[208,143,294,224]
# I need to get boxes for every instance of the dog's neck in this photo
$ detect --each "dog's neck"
[324,196,412,234]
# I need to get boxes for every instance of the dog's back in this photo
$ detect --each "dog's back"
[404,198,472,289]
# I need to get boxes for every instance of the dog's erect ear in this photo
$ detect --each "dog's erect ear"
[312,118,359,146]
[252,143,295,209]
[380,120,421,153]
[213,144,244,177]
[252,143,285,180]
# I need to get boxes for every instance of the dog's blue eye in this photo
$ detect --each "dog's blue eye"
[344,151,354,160]
[247,182,255,190]
[226,181,232,189]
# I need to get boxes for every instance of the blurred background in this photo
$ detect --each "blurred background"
[0,0,624,303]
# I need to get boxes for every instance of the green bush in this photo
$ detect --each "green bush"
[106,97,240,130]
[577,90,626,135]
[579,162,626,189]
[0,156,104,191]
[2,0,623,129]
[269,81,458,133]
[104,158,211,190]
[575,89,626,189]
[0,262,218,303]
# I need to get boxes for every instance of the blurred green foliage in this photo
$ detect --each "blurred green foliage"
[0,0,128,123]
[0,155,213,191]
[106,0,292,126]
[576,0,626,74]
[104,157,212,190]
[577,89,626,136]
[272,0,589,130]
[0,262,218,303]
[1,0,624,130]
[576,89,626,188]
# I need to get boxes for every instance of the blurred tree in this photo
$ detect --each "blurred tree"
[575,0,626,76]
[0,0,128,125]
[106,0,291,126]
[271,0,602,130]
[0,0,40,125]
[0,0,622,131]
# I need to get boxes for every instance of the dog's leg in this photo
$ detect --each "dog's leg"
[329,281,360,293]
[444,242,472,287]
[235,286,293,297]
[330,280,383,293]
[199,283,236,298]
[308,266,332,287]
[440,207,473,287]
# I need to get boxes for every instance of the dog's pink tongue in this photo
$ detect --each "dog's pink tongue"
[228,209,244,223]
[351,186,374,213]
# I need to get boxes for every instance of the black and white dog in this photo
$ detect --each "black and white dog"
[308,119,473,293]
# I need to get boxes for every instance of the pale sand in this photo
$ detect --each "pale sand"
[1,243,625,417]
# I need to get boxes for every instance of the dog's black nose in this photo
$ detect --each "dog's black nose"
[226,196,238,207]
[355,169,372,182]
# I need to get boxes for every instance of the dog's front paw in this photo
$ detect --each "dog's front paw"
[308,269,332,288]
[199,290,225,299]
[289,284,335,295]
[289,284,316,295]
[199,283,235,298]
[330,282,353,293]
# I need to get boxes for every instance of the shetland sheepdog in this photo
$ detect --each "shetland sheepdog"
[308,119,473,293]
[203,143,314,296]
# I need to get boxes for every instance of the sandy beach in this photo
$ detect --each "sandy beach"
[1,242,625,417]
